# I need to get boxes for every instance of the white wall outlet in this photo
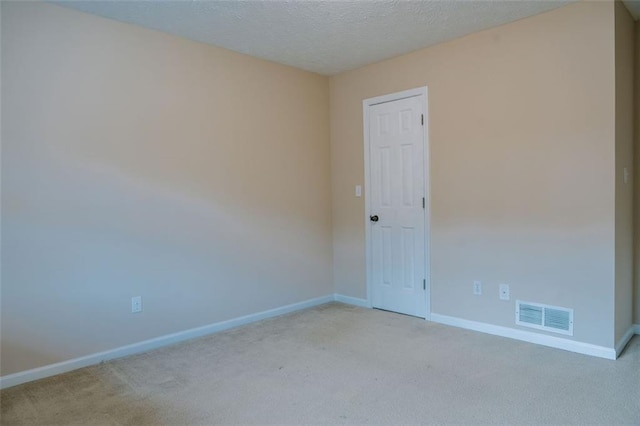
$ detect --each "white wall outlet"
[499,284,510,301]
[131,296,142,313]
[355,185,362,197]
[473,280,482,295]
[623,167,629,184]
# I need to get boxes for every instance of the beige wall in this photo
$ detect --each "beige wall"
[635,20,640,325]
[614,1,635,343]
[330,1,617,347]
[1,2,332,376]
[2,0,634,379]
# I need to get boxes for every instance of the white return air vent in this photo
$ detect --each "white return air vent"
[516,300,573,336]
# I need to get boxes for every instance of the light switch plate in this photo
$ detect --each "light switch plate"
[355,185,362,197]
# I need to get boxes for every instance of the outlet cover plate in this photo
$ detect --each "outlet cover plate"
[499,284,510,301]
[473,280,482,295]
[132,296,142,313]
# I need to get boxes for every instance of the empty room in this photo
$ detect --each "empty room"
[1,0,639,424]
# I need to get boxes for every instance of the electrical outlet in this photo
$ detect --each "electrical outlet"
[131,296,142,313]
[473,280,482,295]
[499,284,510,301]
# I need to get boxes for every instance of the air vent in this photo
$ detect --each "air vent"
[516,300,573,336]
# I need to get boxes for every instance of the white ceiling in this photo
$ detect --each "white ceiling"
[55,0,630,76]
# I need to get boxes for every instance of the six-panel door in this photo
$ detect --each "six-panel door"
[369,95,426,318]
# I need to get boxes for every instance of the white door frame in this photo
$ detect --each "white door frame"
[363,86,431,320]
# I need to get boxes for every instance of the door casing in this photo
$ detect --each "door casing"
[363,86,431,320]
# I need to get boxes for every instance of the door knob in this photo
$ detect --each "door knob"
[370,215,379,222]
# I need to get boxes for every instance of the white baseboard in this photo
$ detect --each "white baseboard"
[3,299,632,390]
[0,294,334,390]
[333,293,370,308]
[615,325,637,357]
[430,313,617,360]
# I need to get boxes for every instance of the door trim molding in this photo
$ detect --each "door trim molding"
[362,86,430,320]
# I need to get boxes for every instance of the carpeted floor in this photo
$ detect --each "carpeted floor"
[1,302,639,425]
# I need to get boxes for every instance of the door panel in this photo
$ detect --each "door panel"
[369,95,426,318]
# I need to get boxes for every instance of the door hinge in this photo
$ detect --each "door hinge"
[422,197,425,209]
[421,114,424,126]
[423,279,426,290]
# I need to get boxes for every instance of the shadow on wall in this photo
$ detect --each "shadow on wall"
[1,149,329,375]
[0,341,62,378]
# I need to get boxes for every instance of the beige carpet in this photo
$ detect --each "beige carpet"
[1,302,639,425]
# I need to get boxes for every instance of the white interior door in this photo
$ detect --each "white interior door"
[367,93,427,318]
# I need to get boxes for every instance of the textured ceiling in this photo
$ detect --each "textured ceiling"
[55,1,579,76]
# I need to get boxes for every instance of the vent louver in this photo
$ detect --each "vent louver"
[516,300,573,336]
[518,304,543,325]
